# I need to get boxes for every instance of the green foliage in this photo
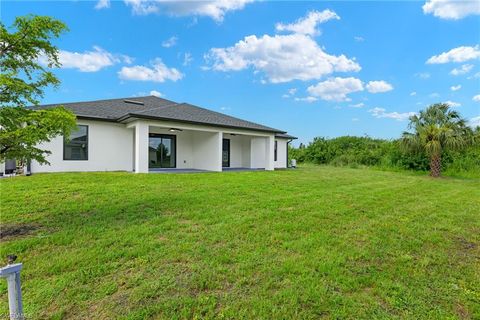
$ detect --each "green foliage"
[0,15,76,164]
[290,135,479,178]
[401,103,473,177]
[290,104,478,178]
[1,15,67,107]
[0,106,77,164]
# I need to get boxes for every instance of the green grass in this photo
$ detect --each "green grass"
[1,166,479,319]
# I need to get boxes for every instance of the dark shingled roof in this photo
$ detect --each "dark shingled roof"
[275,133,297,140]
[35,96,288,134]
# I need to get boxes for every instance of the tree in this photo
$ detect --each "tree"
[0,15,76,165]
[401,103,472,177]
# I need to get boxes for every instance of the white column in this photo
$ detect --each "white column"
[214,131,222,172]
[134,121,149,173]
[265,135,275,171]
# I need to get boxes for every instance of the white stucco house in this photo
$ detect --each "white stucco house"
[29,96,296,173]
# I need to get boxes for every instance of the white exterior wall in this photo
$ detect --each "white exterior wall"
[30,118,288,173]
[225,134,251,168]
[31,120,134,173]
[192,131,222,171]
[274,139,288,169]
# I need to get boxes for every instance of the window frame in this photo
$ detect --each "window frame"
[148,133,177,169]
[63,125,89,161]
[274,140,278,162]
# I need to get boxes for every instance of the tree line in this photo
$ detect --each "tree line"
[290,109,480,178]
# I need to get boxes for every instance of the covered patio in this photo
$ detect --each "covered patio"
[126,119,275,173]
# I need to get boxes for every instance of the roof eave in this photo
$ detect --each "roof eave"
[117,113,286,134]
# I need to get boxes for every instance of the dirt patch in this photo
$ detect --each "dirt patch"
[0,223,39,240]
[455,303,471,320]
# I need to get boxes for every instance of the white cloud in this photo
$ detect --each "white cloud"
[469,116,480,128]
[352,118,360,122]
[450,84,462,91]
[294,96,318,103]
[429,92,440,98]
[410,91,417,96]
[470,71,480,79]
[473,94,480,102]
[40,46,132,72]
[450,64,474,75]
[162,36,177,48]
[282,88,298,98]
[423,0,480,20]
[427,45,480,64]
[275,10,339,36]
[307,77,364,102]
[415,72,431,79]
[444,100,461,107]
[366,80,393,93]
[118,58,183,82]
[349,102,364,108]
[206,33,360,83]
[95,0,110,9]
[123,0,253,21]
[368,107,416,121]
[149,90,163,97]
[183,52,193,66]
[354,36,364,42]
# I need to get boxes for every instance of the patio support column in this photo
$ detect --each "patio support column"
[134,121,149,173]
[213,131,222,172]
[265,135,275,171]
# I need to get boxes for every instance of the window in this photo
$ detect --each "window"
[274,140,278,161]
[64,125,88,160]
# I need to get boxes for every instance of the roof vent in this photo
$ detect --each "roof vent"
[123,99,144,105]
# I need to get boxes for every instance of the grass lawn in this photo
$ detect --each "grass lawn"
[0,166,479,319]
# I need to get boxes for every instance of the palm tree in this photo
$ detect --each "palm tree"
[402,103,472,177]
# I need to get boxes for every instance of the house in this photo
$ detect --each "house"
[30,96,296,173]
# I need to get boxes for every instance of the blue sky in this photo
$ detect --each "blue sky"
[3,0,480,144]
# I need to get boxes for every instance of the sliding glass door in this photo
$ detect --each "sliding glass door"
[149,134,176,168]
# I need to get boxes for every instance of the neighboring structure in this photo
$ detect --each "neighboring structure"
[30,96,296,173]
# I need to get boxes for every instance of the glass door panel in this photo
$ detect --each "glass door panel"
[222,139,230,167]
[149,134,176,168]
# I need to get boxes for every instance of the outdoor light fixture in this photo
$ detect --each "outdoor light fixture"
[169,128,183,132]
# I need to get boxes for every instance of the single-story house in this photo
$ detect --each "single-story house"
[29,96,296,173]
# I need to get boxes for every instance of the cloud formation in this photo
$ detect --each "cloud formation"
[162,36,178,48]
[149,90,163,97]
[40,46,132,72]
[368,107,416,121]
[450,64,474,75]
[423,0,480,20]
[275,10,339,36]
[123,0,253,21]
[427,45,480,64]
[206,34,360,83]
[366,80,394,93]
[469,116,480,128]
[118,58,183,82]
[444,100,461,107]
[95,0,110,9]
[307,77,364,102]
